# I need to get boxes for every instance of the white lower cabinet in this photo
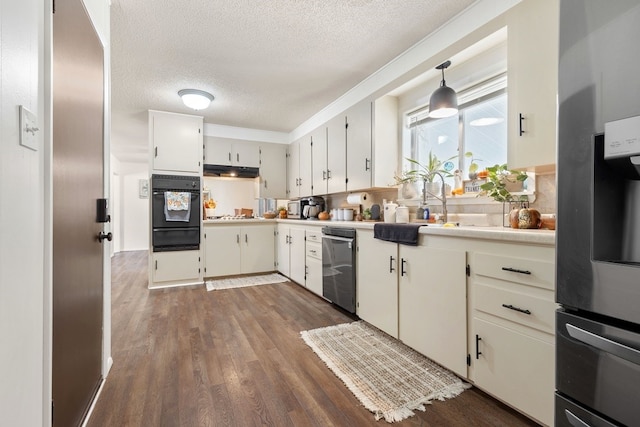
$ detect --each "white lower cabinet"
[468,243,556,426]
[305,230,323,295]
[276,224,305,285]
[203,224,275,277]
[150,250,201,287]
[356,230,399,338]
[398,245,467,378]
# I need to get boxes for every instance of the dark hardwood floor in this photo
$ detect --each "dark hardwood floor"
[88,251,540,426]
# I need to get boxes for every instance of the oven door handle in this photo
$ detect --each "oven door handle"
[566,323,640,365]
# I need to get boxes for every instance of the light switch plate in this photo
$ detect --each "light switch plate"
[19,105,39,151]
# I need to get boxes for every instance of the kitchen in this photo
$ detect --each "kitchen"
[3,0,640,426]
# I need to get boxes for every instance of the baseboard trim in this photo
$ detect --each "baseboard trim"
[81,376,106,427]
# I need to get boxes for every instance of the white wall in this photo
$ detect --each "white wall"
[122,166,150,251]
[0,0,45,425]
[204,177,260,216]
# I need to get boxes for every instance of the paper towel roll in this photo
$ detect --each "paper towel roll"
[346,192,369,205]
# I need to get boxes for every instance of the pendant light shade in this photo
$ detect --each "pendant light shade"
[428,61,458,118]
[178,89,214,110]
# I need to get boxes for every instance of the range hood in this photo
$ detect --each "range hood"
[203,164,260,178]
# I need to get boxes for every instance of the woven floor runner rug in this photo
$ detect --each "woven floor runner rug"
[301,321,470,423]
[205,273,288,291]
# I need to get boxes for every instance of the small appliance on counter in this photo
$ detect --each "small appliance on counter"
[288,196,325,219]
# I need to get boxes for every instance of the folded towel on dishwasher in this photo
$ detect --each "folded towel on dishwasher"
[373,223,423,246]
[164,191,191,222]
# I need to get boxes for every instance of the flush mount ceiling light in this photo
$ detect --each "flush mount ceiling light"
[428,60,458,119]
[178,89,214,110]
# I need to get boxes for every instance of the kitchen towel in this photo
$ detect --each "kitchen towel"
[374,223,423,246]
[164,191,191,222]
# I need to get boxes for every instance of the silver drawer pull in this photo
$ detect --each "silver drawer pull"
[501,266,531,275]
[564,410,590,427]
[566,323,640,365]
[502,303,531,315]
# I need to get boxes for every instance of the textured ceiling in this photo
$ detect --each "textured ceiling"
[110,0,476,162]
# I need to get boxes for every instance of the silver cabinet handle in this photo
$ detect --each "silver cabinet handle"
[323,170,327,180]
[566,323,640,365]
[327,170,332,179]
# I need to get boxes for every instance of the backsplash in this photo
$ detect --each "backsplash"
[323,173,557,223]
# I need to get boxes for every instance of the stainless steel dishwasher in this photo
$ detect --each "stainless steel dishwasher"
[321,226,356,313]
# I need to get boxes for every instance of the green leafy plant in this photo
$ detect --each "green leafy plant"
[465,152,483,179]
[479,164,528,202]
[401,151,458,183]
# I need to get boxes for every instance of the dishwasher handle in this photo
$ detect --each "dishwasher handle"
[322,235,354,243]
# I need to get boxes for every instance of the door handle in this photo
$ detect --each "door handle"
[519,113,525,136]
[237,153,239,162]
[323,170,327,180]
[502,304,531,315]
[365,158,371,171]
[154,146,158,158]
[228,152,231,162]
[237,234,240,244]
[327,170,332,179]
[245,234,248,243]
[566,323,640,365]
[476,334,482,359]
[97,232,112,242]
[389,256,395,273]
[285,235,289,244]
[400,258,407,276]
[264,179,267,189]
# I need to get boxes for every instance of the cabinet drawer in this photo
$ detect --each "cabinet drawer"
[306,241,322,260]
[476,283,555,335]
[306,230,322,243]
[474,252,554,291]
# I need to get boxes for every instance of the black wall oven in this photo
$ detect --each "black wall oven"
[151,174,200,252]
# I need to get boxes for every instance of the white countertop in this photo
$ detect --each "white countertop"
[204,218,555,245]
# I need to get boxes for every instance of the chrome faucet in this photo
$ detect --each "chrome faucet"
[423,173,447,223]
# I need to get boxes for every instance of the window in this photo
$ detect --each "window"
[405,74,507,190]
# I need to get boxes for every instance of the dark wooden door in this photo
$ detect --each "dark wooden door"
[52,0,105,425]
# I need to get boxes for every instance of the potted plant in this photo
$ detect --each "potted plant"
[465,152,483,179]
[479,164,528,202]
[277,206,288,219]
[402,151,457,197]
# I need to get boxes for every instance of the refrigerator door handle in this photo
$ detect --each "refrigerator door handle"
[564,409,591,427]
[566,323,640,365]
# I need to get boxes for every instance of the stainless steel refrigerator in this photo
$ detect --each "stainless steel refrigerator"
[556,1,640,426]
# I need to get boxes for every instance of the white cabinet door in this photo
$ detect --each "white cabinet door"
[356,230,399,338]
[276,224,290,276]
[204,226,241,277]
[507,0,558,170]
[241,225,275,274]
[372,96,399,188]
[289,227,306,285]
[306,254,323,296]
[346,101,372,191]
[233,141,260,168]
[259,144,287,199]
[473,318,554,426]
[311,126,328,196]
[399,245,467,377]
[298,136,313,197]
[326,114,347,194]
[152,250,201,284]
[150,111,202,173]
[204,136,233,165]
[287,140,300,199]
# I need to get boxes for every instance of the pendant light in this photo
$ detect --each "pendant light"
[178,89,214,110]
[428,60,458,118]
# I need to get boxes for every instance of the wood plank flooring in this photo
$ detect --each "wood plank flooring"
[88,251,540,426]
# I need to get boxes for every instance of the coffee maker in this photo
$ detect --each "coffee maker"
[301,196,325,219]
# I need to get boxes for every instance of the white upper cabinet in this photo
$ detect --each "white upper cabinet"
[204,137,260,168]
[298,136,312,197]
[259,144,287,199]
[149,110,203,174]
[311,126,328,196]
[346,101,372,191]
[287,139,300,199]
[507,0,559,171]
[326,114,347,194]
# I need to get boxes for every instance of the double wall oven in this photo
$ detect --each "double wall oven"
[151,174,200,252]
